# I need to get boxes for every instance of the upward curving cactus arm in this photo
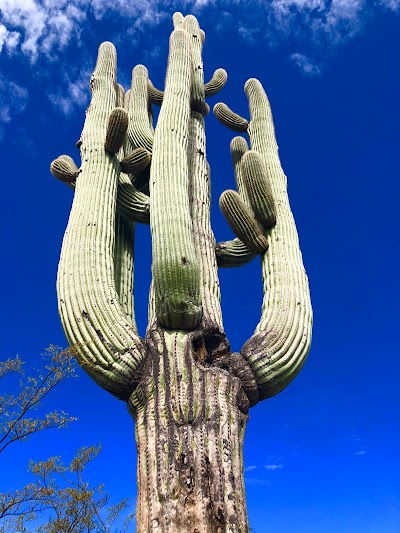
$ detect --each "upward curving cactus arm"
[240,79,313,400]
[56,42,146,401]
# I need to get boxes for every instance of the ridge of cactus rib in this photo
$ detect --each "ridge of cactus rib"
[50,155,80,183]
[214,102,249,132]
[204,68,227,98]
[219,190,269,253]
[105,107,129,153]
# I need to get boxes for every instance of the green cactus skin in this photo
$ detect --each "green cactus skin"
[120,147,151,174]
[240,78,313,399]
[219,190,269,253]
[213,102,249,132]
[204,68,228,98]
[50,155,79,182]
[241,150,276,230]
[127,65,154,153]
[104,107,128,153]
[150,29,202,330]
[216,238,256,268]
[57,42,146,400]
[54,14,312,531]
[148,80,163,105]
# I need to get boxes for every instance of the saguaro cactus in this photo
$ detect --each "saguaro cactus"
[52,12,312,532]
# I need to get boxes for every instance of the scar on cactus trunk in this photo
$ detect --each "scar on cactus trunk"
[51,11,312,533]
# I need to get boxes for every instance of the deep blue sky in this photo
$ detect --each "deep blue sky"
[1,1,399,531]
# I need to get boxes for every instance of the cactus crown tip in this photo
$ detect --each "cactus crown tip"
[244,77,261,92]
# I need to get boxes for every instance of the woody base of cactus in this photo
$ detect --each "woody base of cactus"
[130,330,249,532]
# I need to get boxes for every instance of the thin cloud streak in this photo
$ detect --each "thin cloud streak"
[265,464,283,470]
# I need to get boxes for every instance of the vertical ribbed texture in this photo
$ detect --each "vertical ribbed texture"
[127,65,154,153]
[57,43,145,400]
[130,330,249,532]
[150,29,202,330]
[241,78,313,399]
[188,112,223,330]
[114,83,136,329]
[184,15,205,114]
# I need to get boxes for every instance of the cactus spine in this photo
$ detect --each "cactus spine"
[52,13,312,532]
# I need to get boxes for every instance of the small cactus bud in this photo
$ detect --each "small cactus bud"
[105,107,128,153]
[50,155,80,183]
[214,102,248,132]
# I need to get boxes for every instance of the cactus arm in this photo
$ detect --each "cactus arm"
[219,190,269,253]
[214,102,249,132]
[148,80,163,106]
[113,83,136,329]
[214,136,261,268]
[57,42,146,400]
[239,79,313,400]
[51,162,150,224]
[204,68,228,98]
[216,238,256,268]
[127,65,154,153]
[150,29,202,330]
[173,11,184,29]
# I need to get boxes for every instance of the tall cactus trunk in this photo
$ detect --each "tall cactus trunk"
[130,330,249,532]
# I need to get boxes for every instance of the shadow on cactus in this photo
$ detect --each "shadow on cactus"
[50,11,312,533]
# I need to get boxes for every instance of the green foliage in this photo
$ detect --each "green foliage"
[0,346,77,455]
[0,349,134,532]
[0,445,134,533]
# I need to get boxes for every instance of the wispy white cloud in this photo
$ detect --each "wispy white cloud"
[265,463,284,470]
[1,0,398,65]
[48,68,92,115]
[0,75,29,123]
[244,465,257,472]
[353,450,366,455]
[291,53,321,75]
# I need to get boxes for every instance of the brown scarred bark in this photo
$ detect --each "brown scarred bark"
[129,329,249,532]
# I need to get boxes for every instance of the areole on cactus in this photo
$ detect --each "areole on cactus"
[51,12,312,533]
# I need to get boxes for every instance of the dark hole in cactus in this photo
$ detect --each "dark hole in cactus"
[192,330,230,366]
[181,257,188,265]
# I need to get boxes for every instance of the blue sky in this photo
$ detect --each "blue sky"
[1,1,399,531]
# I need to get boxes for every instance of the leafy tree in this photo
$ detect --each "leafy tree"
[0,346,77,455]
[0,348,134,532]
